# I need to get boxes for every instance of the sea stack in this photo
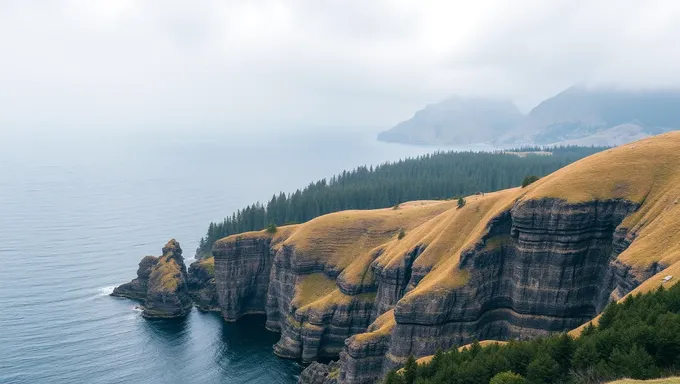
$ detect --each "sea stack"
[112,239,193,319]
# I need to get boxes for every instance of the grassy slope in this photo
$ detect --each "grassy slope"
[213,132,680,342]
[607,378,680,384]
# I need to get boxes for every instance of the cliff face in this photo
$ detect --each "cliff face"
[213,234,275,321]
[112,239,193,319]
[342,199,644,382]
[111,255,158,300]
[209,133,680,383]
[187,257,218,311]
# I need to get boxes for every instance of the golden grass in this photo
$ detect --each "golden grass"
[215,224,301,247]
[606,378,680,384]
[282,201,455,273]
[149,256,181,292]
[198,257,215,276]
[352,309,396,343]
[293,273,338,307]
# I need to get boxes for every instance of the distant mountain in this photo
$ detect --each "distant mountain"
[379,87,680,147]
[377,97,523,146]
[506,87,680,146]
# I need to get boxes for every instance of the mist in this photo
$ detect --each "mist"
[1,1,680,132]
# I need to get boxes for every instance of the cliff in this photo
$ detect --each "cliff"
[187,257,219,311]
[209,132,680,383]
[112,239,193,319]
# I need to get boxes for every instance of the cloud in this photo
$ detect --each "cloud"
[1,0,679,130]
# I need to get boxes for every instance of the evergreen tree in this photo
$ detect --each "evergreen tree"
[526,355,560,384]
[403,355,418,384]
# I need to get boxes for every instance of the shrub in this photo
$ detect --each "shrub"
[265,223,278,234]
[398,229,406,240]
[522,175,540,188]
[457,197,466,208]
[490,371,526,384]
[393,203,401,210]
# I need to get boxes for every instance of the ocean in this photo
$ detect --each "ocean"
[0,127,470,384]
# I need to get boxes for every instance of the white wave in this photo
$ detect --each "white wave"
[97,285,116,296]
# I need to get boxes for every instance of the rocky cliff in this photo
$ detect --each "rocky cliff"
[112,239,193,319]
[187,257,219,311]
[209,133,680,383]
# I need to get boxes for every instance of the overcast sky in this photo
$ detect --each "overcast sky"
[2,0,680,131]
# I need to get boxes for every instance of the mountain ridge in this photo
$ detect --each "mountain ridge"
[379,87,680,147]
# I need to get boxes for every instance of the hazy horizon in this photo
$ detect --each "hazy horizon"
[2,1,680,133]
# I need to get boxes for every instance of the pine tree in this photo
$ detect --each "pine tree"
[403,355,418,384]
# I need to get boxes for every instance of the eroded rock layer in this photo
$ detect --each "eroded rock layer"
[187,257,219,311]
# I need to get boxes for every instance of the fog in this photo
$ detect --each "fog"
[2,0,680,132]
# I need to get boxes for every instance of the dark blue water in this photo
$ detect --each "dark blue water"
[0,127,455,384]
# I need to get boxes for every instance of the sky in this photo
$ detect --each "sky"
[1,0,680,131]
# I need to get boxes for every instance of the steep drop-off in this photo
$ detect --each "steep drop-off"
[112,239,193,319]
[213,133,680,383]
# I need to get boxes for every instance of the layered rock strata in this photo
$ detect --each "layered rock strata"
[112,239,193,319]
[187,257,219,311]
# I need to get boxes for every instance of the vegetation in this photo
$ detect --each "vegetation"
[457,197,466,208]
[522,175,540,188]
[385,283,680,384]
[398,229,406,240]
[265,223,278,234]
[197,146,607,257]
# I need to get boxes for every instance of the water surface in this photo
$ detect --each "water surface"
[0,127,453,384]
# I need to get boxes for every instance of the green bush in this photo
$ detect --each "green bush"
[265,223,277,234]
[457,197,466,208]
[490,371,526,384]
[398,229,406,240]
[522,175,540,188]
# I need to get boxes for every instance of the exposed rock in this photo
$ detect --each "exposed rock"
[299,361,341,384]
[111,255,158,300]
[187,257,219,311]
[112,239,193,319]
[213,233,275,321]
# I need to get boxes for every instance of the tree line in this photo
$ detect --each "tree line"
[196,146,607,258]
[386,283,680,384]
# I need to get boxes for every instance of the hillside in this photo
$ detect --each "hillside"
[378,87,680,147]
[196,146,606,258]
[205,132,680,383]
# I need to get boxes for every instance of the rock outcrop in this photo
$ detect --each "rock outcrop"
[299,361,341,384]
[187,257,219,311]
[112,239,193,319]
[111,255,158,300]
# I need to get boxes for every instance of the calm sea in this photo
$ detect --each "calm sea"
[0,127,483,384]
